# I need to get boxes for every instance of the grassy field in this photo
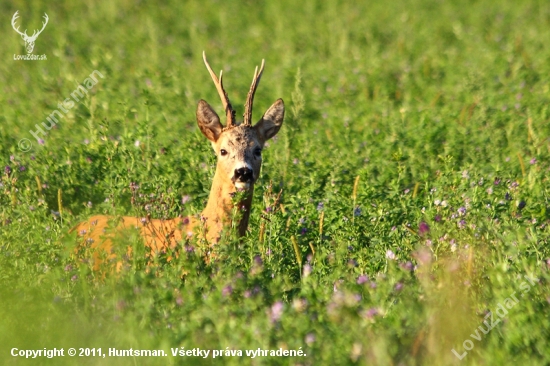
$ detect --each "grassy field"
[1,0,550,364]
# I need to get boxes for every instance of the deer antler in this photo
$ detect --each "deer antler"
[29,13,49,40]
[202,51,236,127]
[11,11,27,37]
[243,59,265,126]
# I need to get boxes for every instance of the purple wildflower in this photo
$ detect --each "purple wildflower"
[415,249,432,266]
[4,166,12,175]
[395,282,403,291]
[418,222,430,236]
[434,215,442,222]
[269,301,284,323]
[356,275,368,285]
[400,261,413,271]
[181,195,191,204]
[458,207,466,216]
[317,202,324,211]
[353,206,362,216]
[363,307,378,319]
[386,250,396,260]
[458,220,466,229]
[305,333,316,345]
[222,285,233,297]
[530,158,537,165]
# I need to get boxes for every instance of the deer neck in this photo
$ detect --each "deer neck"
[200,169,254,242]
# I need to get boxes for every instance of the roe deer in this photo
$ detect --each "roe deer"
[73,52,285,269]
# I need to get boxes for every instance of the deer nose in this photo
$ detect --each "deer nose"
[235,167,253,182]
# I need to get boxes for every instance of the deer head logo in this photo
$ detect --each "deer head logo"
[11,11,49,54]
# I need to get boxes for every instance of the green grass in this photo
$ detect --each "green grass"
[1,0,550,364]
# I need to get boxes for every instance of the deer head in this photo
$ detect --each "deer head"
[197,52,285,192]
[11,11,49,54]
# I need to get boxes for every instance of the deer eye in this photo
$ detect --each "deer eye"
[220,149,228,156]
[254,148,262,157]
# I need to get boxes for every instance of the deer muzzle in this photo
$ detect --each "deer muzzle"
[233,167,254,190]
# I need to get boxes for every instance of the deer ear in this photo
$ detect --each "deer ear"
[196,100,223,142]
[255,99,284,142]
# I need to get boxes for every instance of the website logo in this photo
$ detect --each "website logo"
[12,11,48,60]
